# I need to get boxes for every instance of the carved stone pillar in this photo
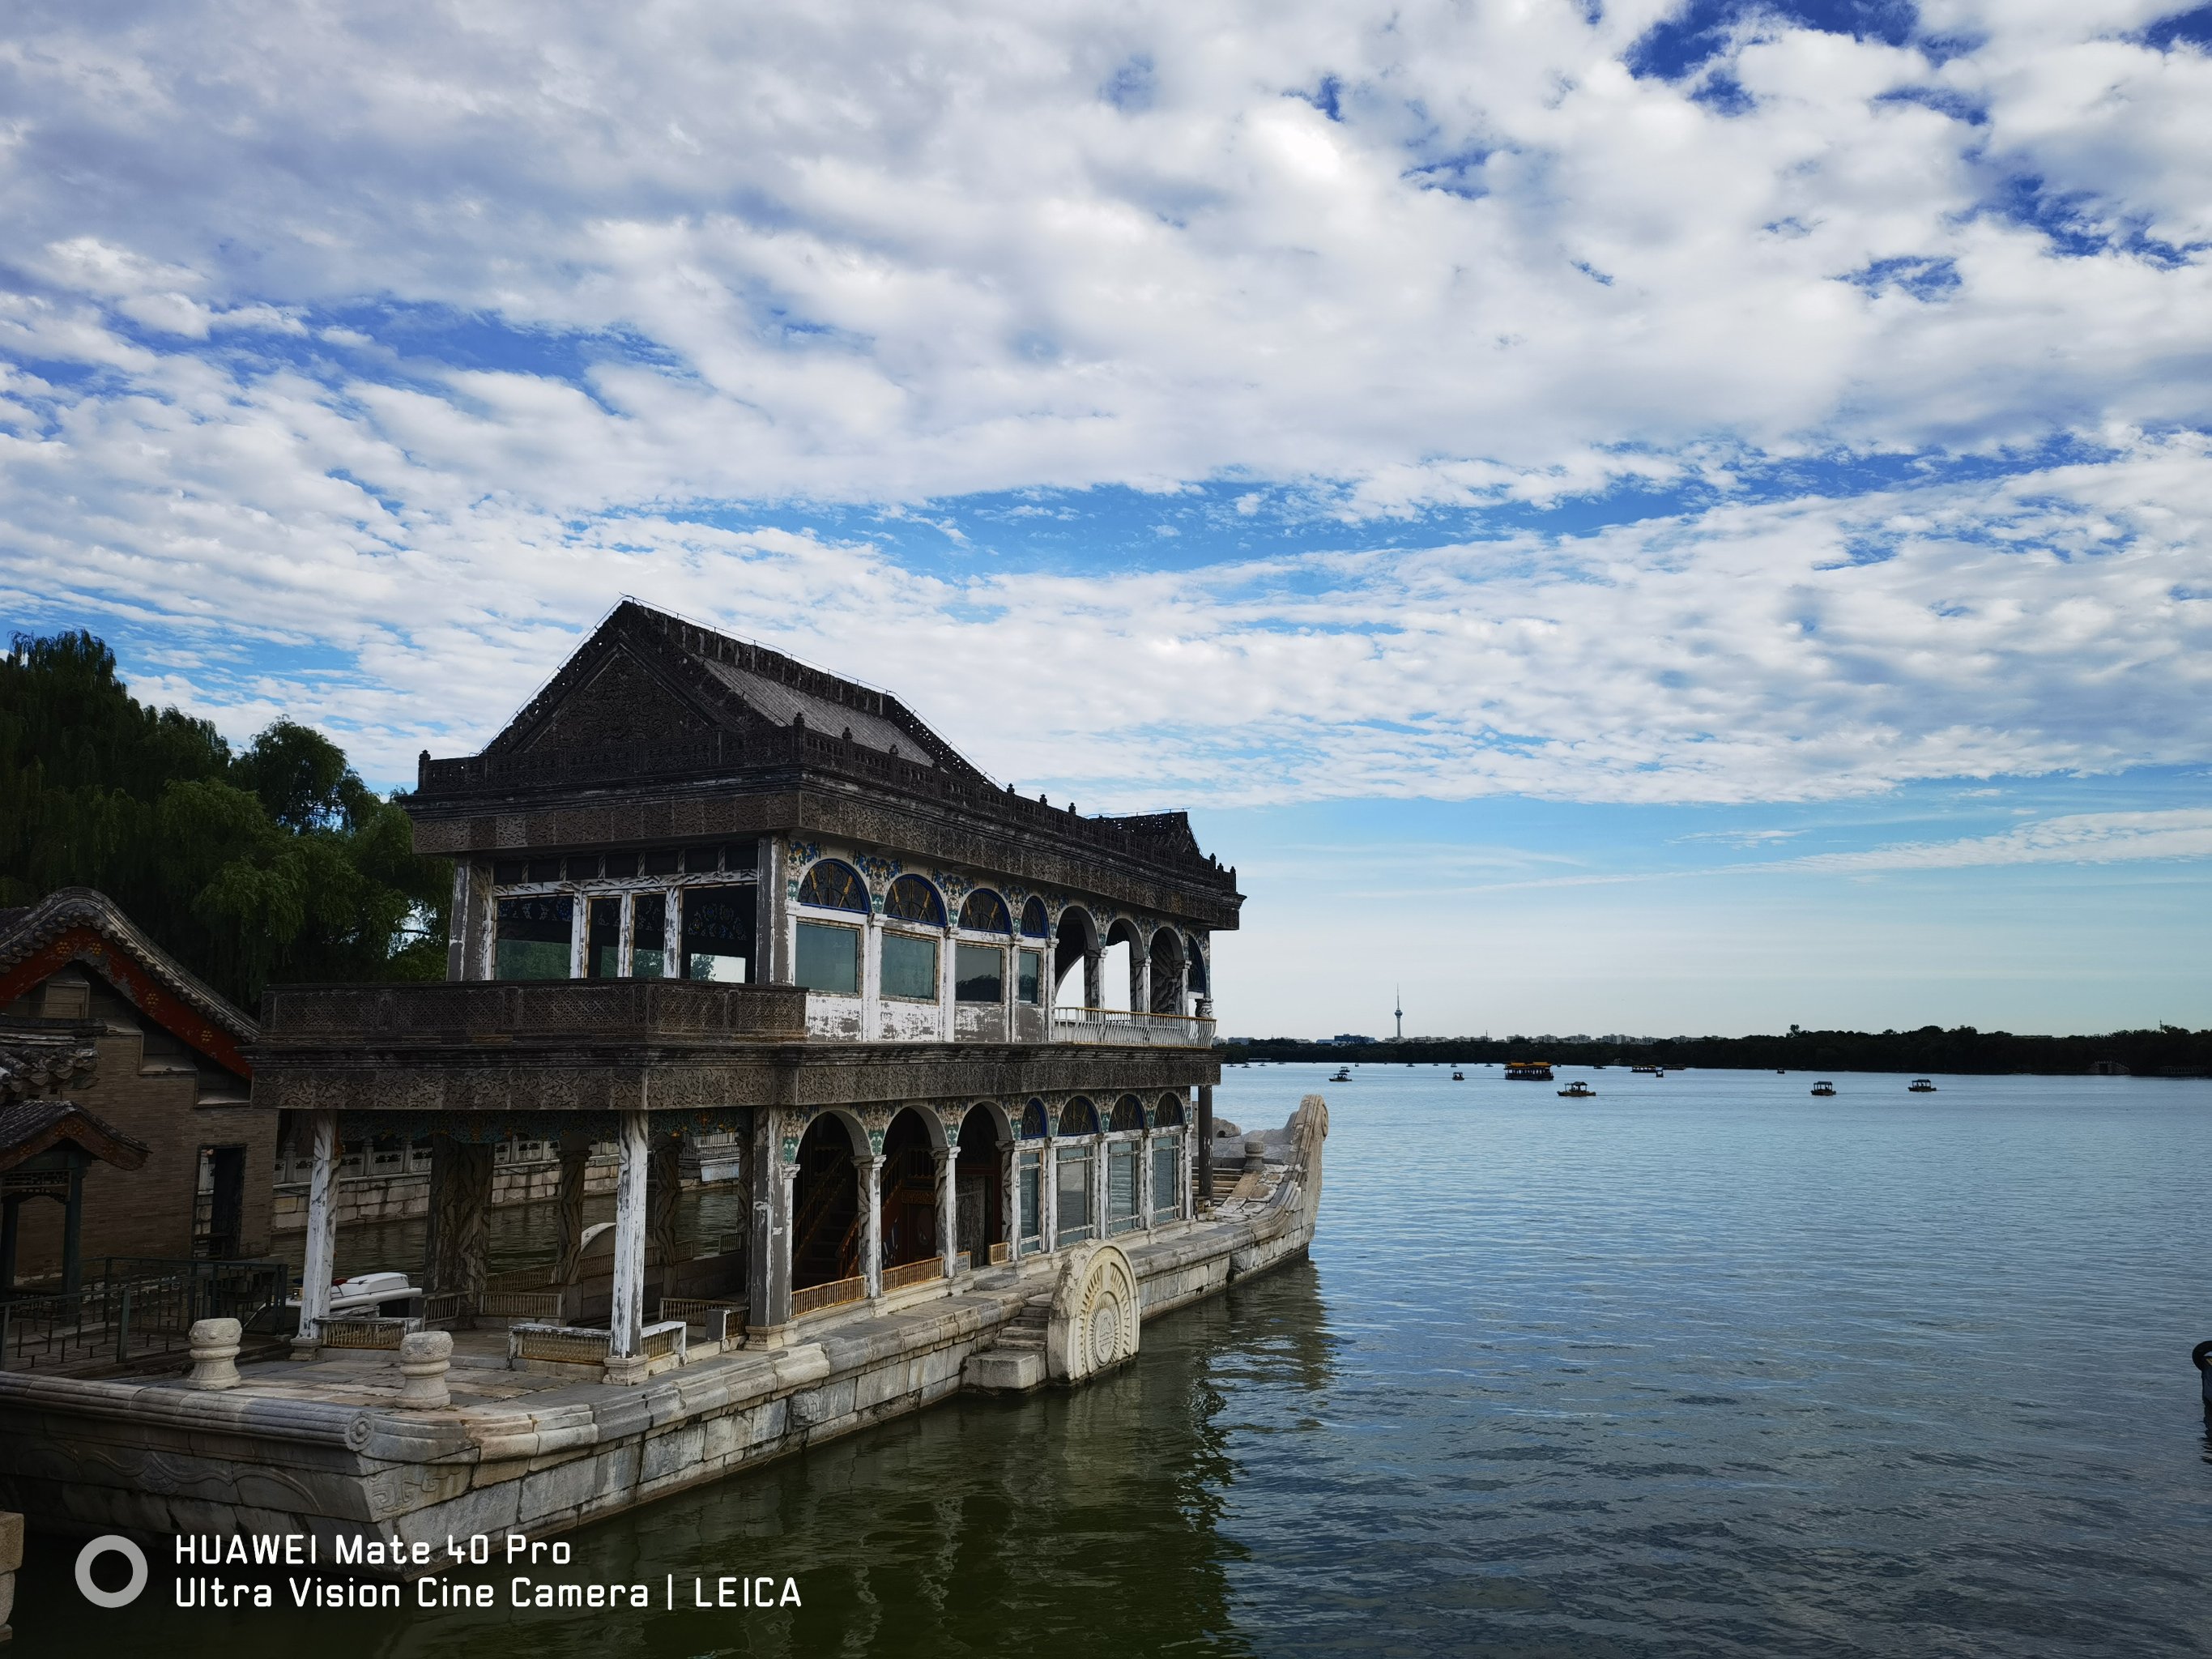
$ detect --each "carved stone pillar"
[551,1132,594,1286]
[747,1107,794,1343]
[424,1135,491,1303]
[1084,949,1102,1011]
[293,1111,339,1354]
[936,1145,957,1279]
[1138,1129,1154,1229]
[648,1132,683,1293]
[608,1109,649,1359]
[1196,1085,1214,1213]
[859,1154,884,1299]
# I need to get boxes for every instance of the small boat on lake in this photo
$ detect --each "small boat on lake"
[1451,1069,1465,1081]
[1558,1081,1595,1098]
[1908,1077,1937,1093]
[1505,1060,1554,1081]
[1328,1067,1353,1083]
[1810,1081,1836,1096]
[1632,1064,1661,1075]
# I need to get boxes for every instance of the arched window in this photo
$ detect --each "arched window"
[884,874,945,926]
[1154,1094,1185,1128]
[1021,897,1049,938]
[1110,1095,1146,1132]
[1185,933,1208,992]
[960,889,1011,934]
[1058,1098,1099,1137]
[797,859,869,913]
[1020,1098,1050,1139]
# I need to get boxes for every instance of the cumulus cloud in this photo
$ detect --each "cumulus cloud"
[0,0,2207,808]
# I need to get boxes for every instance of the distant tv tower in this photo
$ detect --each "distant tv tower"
[1395,986,1403,1041]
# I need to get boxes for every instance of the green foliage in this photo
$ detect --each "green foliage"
[0,629,450,1011]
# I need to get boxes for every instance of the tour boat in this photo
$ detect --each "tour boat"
[1557,1081,1595,1098]
[1504,1060,1554,1081]
[1328,1067,1352,1083]
[1908,1077,1937,1092]
[1451,1069,1465,1081]
[1810,1081,1836,1096]
[1632,1064,1661,1075]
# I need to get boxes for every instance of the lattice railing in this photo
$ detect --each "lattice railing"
[880,1259,941,1294]
[508,1323,611,1366]
[318,1316,419,1350]
[791,1275,866,1317]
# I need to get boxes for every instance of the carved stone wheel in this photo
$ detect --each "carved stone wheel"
[1046,1241,1140,1382]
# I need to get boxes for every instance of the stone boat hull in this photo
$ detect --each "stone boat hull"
[0,1098,1324,1567]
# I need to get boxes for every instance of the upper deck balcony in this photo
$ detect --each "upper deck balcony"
[258,979,810,1051]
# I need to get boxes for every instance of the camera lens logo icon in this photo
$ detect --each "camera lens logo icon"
[75,1535,149,1608]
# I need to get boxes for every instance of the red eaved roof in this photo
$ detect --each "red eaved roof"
[0,889,258,1079]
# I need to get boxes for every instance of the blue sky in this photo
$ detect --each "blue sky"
[2,0,2209,1035]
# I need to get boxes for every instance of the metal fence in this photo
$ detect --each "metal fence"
[0,1257,291,1375]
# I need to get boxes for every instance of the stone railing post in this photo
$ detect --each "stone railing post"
[397,1328,453,1409]
[187,1316,242,1390]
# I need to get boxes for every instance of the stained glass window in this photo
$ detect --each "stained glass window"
[795,923,859,994]
[1020,1098,1049,1139]
[1153,1096,1185,1128]
[1021,897,1049,939]
[683,885,754,983]
[884,874,945,926]
[798,859,869,913]
[495,894,572,980]
[960,889,1011,934]
[631,893,666,979]
[1058,1098,1098,1137]
[955,944,1004,1003]
[1110,1095,1145,1132]
[881,931,938,999]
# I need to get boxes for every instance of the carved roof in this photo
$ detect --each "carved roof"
[0,888,259,1075]
[0,1017,100,1105]
[481,600,982,778]
[0,1088,150,1174]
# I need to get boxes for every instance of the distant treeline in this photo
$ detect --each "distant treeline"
[1226,1026,2212,1077]
[2,629,450,1009]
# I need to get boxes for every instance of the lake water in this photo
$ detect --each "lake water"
[18,1065,2212,1656]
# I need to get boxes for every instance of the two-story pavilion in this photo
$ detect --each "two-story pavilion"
[254,600,1238,1377]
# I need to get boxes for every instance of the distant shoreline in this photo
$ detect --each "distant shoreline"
[1224,1028,2211,1078]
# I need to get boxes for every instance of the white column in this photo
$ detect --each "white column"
[863,915,883,1041]
[616,893,635,977]
[1183,1124,1196,1221]
[936,1145,958,1277]
[860,1154,884,1297]
[1001,1133,1019,1262]
[1133,937,1151,1020]
[1042,1132,1058,1249]
[1138,1128,1154,1230]
[295,1111,339,1350]
[609,1108,649,1358]
[667,886,685,981]
[937,931,955,1040]
[569,889,588,979]
[1093,1135,1107,1238]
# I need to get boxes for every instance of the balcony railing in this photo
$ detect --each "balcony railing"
[791,1274,867,1317]
[1049,1009,1217,1048]
[259,979,809,1046]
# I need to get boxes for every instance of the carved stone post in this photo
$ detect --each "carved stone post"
[747,1107,794,1344]
[397,1329,453,1409]
[425,1135,491,1305]
[859,1154,884,1298]
[551,1132,594,1286]
[936,1144,957,1278]
[1084,949,1103,1012]
[648,1132,683,1299]
[1041,1132,1059,1250]
[609,1109,649,1361]
[294,1110,339,1354]
[187,1317,242,1390]
[1001,1130,1018,1264]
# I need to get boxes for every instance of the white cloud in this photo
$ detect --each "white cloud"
[1767,807,2212,872]
[0,2,2206,809]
